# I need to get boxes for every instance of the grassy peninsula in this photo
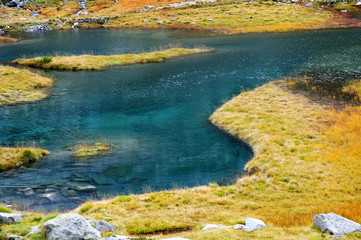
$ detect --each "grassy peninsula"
[2,78,361,239]
[0,66,53,105]
[0,147,49,172]
[13,48,211,71]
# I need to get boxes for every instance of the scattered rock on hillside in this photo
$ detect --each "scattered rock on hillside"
[233,224,246,230]
[96,220,118,233]
[28,225,40,235]
[313,213,361,235]
[6,235,23,240]
[305,2,314,7]
[244,218,266,231]
[328,235,345,239]
[201,224,231,231]
[100,236,131,240]
[42,213,101,240]
[88,220,96,228]
[0,213,24,224]
[161,238,190,240]
[5,1,17,7]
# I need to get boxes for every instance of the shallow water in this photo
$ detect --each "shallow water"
[0,28,360,211]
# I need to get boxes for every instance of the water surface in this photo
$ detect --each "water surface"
[0,28,360,211]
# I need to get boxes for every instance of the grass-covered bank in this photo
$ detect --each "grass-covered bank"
[2,78,361,239]
[0,66,53,105]
[13,48,211,71]
[0,36,18,43]
[0,147,49,172]
[1,0,360,35]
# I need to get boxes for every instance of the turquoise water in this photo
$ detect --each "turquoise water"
[0,28,360,211]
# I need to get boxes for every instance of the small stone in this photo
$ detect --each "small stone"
[160,238,190,240]
[328,235,345,239]
[233,224,245,230]
[7,235,23,240]
[143,19,149,23]
[100,236,131,240]
[201,224,230,231]
[23,188,35,196]
[305,2,313,7]
[28,225,40,235]
[0,213,24,224]
[96,220,118,233]
[244,218,266,232]
[207,18,214,21]
[68,182,96,192]
[158,21,164,24]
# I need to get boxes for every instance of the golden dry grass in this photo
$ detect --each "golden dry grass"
[0,36,18,43]
[0,147,49,172]
[0,66,53,105]
[98,1,350,34]
[13,48,211,71]
[1,79,361,240]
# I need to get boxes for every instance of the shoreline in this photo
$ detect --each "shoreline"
[2,78,360,239]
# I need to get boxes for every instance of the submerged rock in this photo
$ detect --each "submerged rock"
[42,213,101,240]
[0,213,24,224]
[313,213,361,235]
[96,220,118,233]
[68,182,96,192]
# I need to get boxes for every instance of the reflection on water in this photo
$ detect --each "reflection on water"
[0,28,360,211]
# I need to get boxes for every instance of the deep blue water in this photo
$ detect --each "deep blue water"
[0,28,360,211]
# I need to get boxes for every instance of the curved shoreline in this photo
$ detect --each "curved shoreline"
[2,79,360,239]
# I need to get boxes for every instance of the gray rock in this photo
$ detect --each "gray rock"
[201,224,231,231]
[96,220,117,233]
[328,235,345,239]
[158,21,164,24]
[0,213,24,224]
[207,18,214,21]
[88,220,96,228]
[305,2,313,7]
[100,236,130,240]
[160,238,190,240]
[143,19,149,23]
[244,218,266,232]
[233,224,246,230]
[5,1,17,7]
[7,235,23,240]
[42,213,101,240]
[28,225,40,235]
[38,192,62,202]
[357,2,361,6]
[68,182,96,192]
[313,213,361,235]
[25,24,52,33]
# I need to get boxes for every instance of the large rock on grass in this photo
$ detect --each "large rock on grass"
[42,213,101,240]
[313,213,361,235]
[0,213,24,224]
[244,218,266,231]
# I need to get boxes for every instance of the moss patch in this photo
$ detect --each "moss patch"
[73,142,112,157]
